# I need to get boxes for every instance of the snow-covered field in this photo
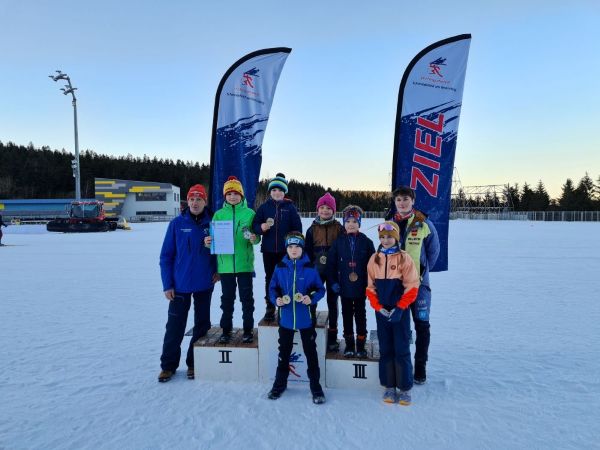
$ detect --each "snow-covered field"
[1,219,599,449]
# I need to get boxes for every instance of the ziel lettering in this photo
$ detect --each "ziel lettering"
[411,114,444,197]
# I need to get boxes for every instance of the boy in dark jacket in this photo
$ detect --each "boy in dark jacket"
[327,205,375,358]
[304,192,344,352]
[267,231,326,404]
[252,173,302,322]
[158,184,217,382]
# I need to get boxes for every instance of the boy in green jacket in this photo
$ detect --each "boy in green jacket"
[208,176,261,343]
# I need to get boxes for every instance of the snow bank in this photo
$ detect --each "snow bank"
[1,219,598,449]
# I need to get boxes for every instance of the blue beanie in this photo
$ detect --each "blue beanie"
[268,173,289,194]
[285,232,304,248]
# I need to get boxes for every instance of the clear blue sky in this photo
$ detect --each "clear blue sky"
[1,0,598,198]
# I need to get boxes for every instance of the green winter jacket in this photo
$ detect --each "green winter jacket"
[212,199,261,274]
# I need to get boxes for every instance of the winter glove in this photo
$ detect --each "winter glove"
[378,308,391,318]
[331,283,340,294]
[388,308,404,323]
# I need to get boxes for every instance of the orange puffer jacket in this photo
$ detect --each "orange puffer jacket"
[366,248,420,311]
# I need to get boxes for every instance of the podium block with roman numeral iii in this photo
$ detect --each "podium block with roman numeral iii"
[258,310,328,385]
[193,327,258,382]
[324,332,381,389]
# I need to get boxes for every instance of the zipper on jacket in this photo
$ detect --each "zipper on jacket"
[275,202,280,253]
[384,253,388,279]
[400,215,416,250]
[292,259,297,330]
[232,204,236,273]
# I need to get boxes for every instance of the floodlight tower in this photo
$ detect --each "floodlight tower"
[49,70,81,200]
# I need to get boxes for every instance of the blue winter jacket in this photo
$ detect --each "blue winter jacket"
[252,198,302,254]
[159,208,216,293]
[269,253,325,330]
[327,232,375,299]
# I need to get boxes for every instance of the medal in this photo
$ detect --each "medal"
[242,226,252,240]
[294,293,304,302]
[282,295,291,304]
[266,218,275,227]
[349,272,358,282]
[319,255,327,265]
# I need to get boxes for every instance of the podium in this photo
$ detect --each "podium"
[324,333,381,389]
[193,312,383,389]
[193,328,259,382]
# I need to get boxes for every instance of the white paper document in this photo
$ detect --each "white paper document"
[210,220,234,254]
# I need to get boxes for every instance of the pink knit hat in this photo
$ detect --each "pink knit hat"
[316,192,336,213]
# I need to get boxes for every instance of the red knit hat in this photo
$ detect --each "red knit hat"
[187,184,207,201]
[316,192,336,213]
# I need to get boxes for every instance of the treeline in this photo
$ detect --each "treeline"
[0,141,209,199]
[0,141,392,211]
[2,141,599,211]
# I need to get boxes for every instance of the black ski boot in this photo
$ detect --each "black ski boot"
[267,387,285,400]
[355,335,367,358]
[327,328,340,353]
[242,330,254,344]
[312,391,326,404]
[186,367,195,380]
[343,334,355,358]
[262,302,276,322]
[218,330,232,344]
[414,361,427,385]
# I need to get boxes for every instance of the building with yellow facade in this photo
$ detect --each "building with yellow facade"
[94,178,180,220]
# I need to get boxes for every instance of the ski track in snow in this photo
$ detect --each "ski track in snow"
[1,219,599,449]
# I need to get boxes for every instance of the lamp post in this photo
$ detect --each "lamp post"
[49,70,81,200]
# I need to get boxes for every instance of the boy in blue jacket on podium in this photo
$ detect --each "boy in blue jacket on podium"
[267,231,326,404]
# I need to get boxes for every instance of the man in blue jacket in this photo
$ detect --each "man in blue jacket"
[158,184,217,382]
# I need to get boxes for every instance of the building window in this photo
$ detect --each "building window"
[135,192,166,201]
[136,210,167,215]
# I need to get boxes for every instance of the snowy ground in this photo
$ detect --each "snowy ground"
[1,219,599,449]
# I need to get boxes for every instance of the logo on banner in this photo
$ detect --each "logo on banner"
[288,351,304,378]
[242,67,260,89]
[429,57,446,78]
[416,57,452,89]
[230,67,263,103]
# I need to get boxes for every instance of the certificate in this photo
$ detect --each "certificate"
[210,220,235,255]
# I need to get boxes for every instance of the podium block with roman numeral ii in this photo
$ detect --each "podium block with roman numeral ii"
[193,328,258,382]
